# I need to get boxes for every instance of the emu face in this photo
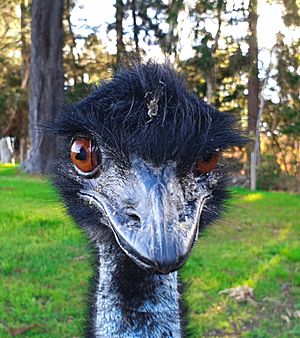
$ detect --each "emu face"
[76,153,216,274]
[52,63,245,274]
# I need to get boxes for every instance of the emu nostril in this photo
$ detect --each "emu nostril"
[124,208,141,223]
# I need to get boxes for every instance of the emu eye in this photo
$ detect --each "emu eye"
[71,138,101,175]
[196,152,220,174]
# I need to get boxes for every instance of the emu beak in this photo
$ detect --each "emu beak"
[80,159,210,274]
[116,184,209,274]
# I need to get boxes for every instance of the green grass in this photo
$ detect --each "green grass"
[0,165,299,337]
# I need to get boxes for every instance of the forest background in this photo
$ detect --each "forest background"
[0,0,299,192]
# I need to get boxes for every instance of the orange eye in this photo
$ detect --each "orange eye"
[196,152,220,174]
[70,138,101,174]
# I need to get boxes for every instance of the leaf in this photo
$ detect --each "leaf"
[10,324,40,336]
[219,285,256,303]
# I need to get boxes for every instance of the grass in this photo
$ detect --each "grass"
[0,164,299,337]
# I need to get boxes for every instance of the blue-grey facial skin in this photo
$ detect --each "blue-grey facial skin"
[79,156,213,274]
[77,156,215,337]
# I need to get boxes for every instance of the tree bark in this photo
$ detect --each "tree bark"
[19,0,30,161]
[206,76,213,103]
[22,0,64,174]
[116,0,125,67]
[248,0,259,133]
[248,0,259,190]
[21,0,30,91]
[20,137,28,164]
[131,0,139,54]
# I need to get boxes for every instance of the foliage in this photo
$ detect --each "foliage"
[0,0,28,139]
[180,0,299,186]
[259,32,300,179]
[257,154,282,191]
[282,0,300,26]
[179,0,249,121]
[64,0,114,101]
[0,0,299,187]
[275,35,300,137]
[64,33,115,103]
[0,166,300,336]
[108,0,185,62]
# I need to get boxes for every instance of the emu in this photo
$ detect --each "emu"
[51,63,245,337]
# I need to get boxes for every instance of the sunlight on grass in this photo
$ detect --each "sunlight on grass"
[278,222,292,241]
[244,223,292,287]
[190,254,283,334]
[243,193,264,202]
[183,189,300,337]
[0,163,17,167]
[246,255,282,287]
[1,164,300,337]
[0,163,19,176]
[196,218,292,326]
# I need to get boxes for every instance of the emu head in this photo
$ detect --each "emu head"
[52,63,245,274]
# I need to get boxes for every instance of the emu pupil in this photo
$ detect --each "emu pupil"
[75,147,87,161]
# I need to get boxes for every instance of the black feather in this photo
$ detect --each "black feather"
[47,62,247,337]
[50,62,246,174]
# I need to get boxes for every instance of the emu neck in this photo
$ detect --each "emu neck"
[92,239,181,338]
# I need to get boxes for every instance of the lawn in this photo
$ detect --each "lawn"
[0,164,299,337]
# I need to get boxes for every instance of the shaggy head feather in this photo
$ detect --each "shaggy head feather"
[50,62,247,262]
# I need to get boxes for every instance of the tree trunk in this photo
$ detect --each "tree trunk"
[20,0,30,161]
[22,0,64,174]
[21,0,30,90]
[165,0,184,62]
[206,75,213,103]
[248,0,259,191]
[206,1,223,104]
[20,137,28,164]
[0,137,14,164]
[131,0,139,55]
[116,0,125,67]
[65,0,83,84]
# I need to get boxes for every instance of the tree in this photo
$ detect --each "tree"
[180,0,250,183]
[64,0,84,85]
[247,0,259,191]
[109,0,185,65]
[180,0,248,108]
[65,33,115,103]
[19,0,31,162]
[249,0,300,190]
[63,0,115,102]
[22,0,64,174]
[188,0,225,103]
[116,0,126,66]
[0,0,31,164]
[130,0,139,54]
[261,34,300,180]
